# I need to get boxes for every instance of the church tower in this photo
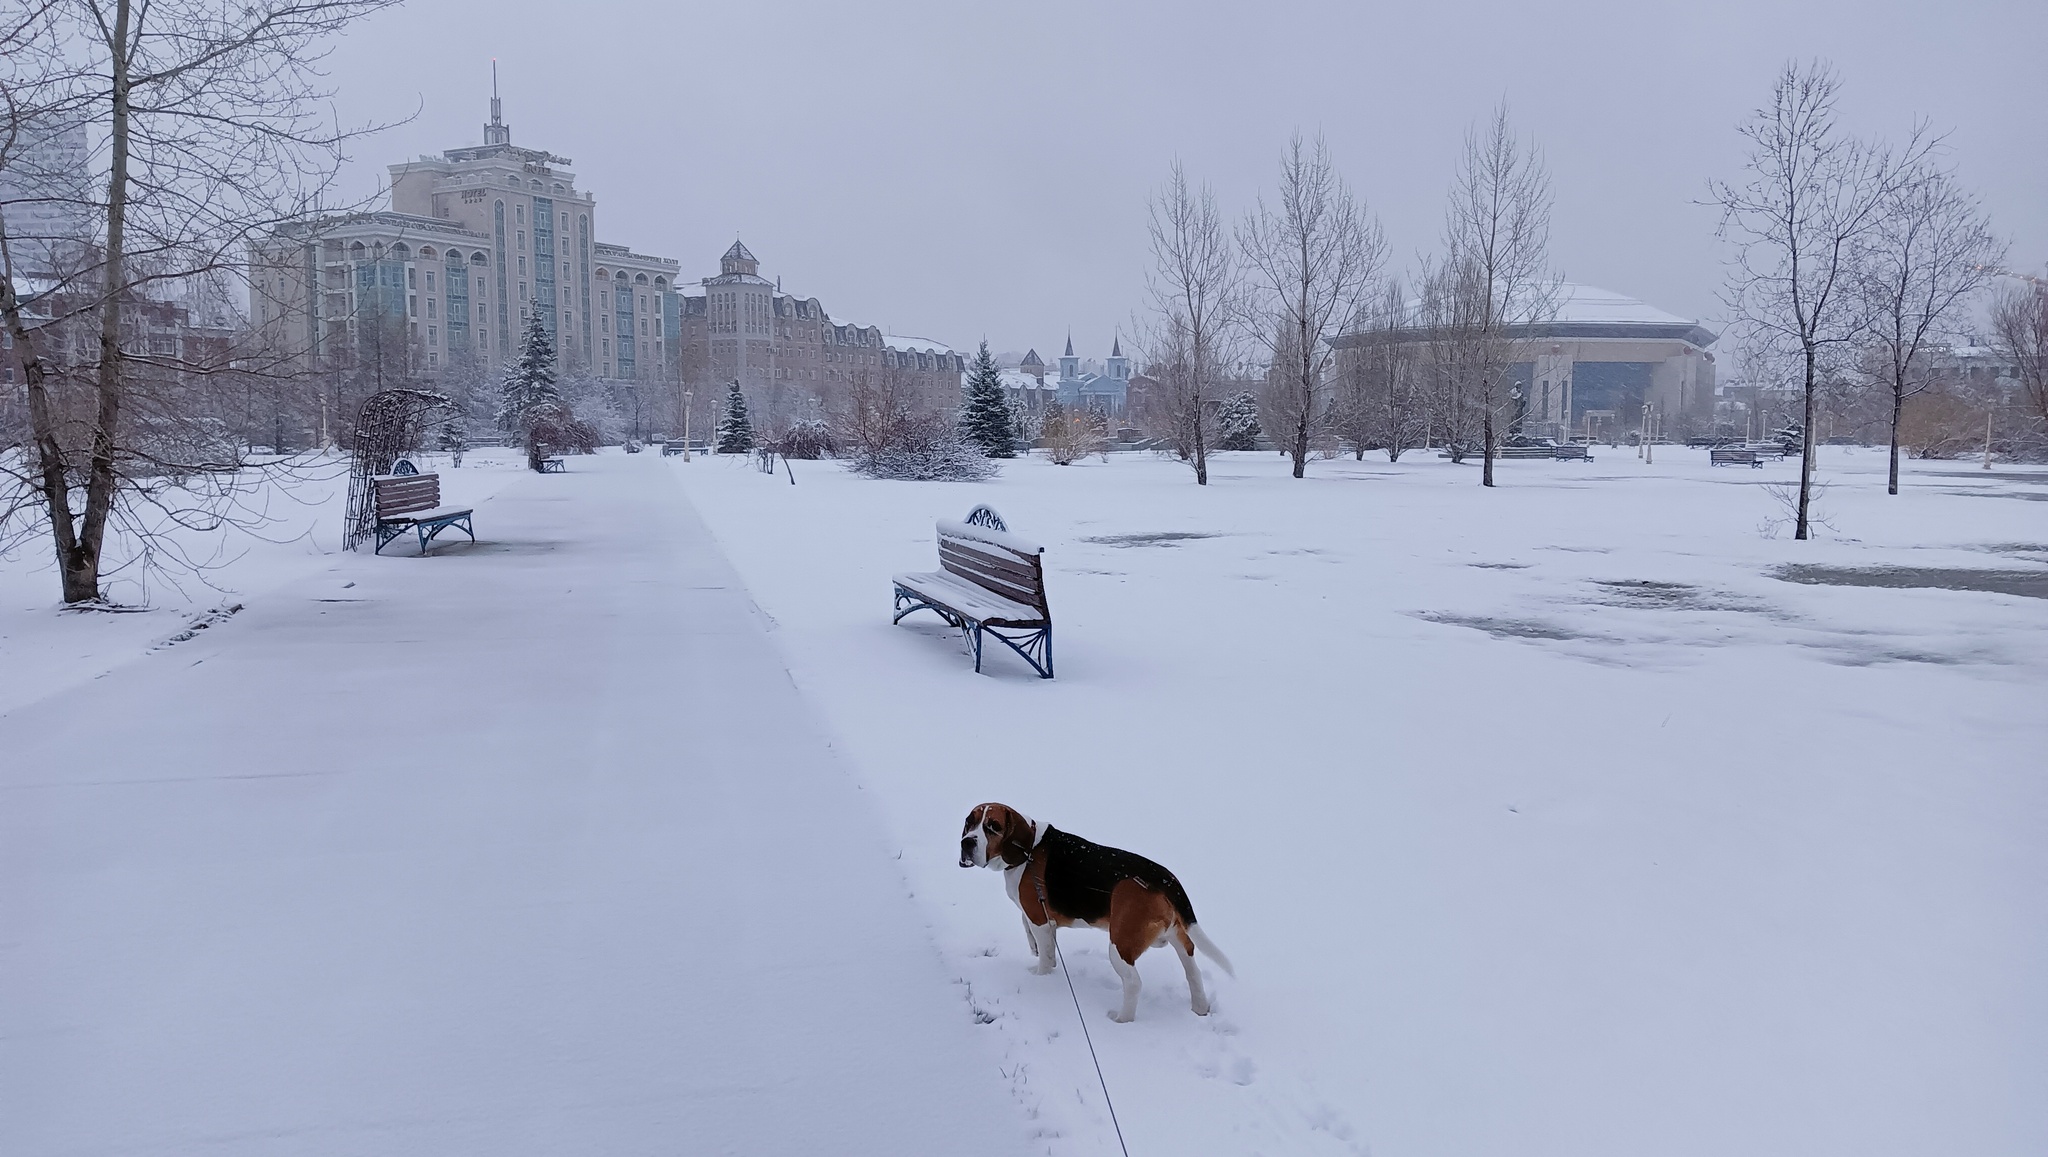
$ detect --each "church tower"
[1059,333,1079,382]
[1106,334,1129,384]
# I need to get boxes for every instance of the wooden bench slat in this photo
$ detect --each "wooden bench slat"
[938,540,1043,586]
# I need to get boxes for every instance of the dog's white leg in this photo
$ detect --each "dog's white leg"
[1108,952,1141,1023]
[1175,934,1211,1016]
[1022,912,1039,955]
[1028,921,1058,975]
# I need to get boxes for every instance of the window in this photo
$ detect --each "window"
[602,338,610,355]
[407,268,416,289]
[426,298,436,319]
[429,352,438,367]
[519,281,527,299]
[425,271,435,291]
[428,325,438,344]
[518,256,526,275]
[516,205,525,224]
[408,294,417,317]
[517,230,525,248]
[600,290,608,309]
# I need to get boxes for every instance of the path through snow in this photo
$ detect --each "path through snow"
[0,453,1028,1156]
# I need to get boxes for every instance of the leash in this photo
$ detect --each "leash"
[1035,861,1132,1157]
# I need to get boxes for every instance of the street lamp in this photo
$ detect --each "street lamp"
[682,390,692,461]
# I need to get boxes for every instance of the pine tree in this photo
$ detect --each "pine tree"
[716,380,755,453]
[958,341,1015,457]
[496,312,561,431]
[1216,390,1262,451]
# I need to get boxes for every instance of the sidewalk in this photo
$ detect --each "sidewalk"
[0,453,1025,1156]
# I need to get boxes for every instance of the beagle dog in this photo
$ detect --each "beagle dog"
[959,802,1232,1023]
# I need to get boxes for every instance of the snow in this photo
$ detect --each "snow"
[4,444,2042,1157]
[678,447,2048,1157]
[882,334,954,355]
[0,449,1028,1157]
[1547,282,1700,326]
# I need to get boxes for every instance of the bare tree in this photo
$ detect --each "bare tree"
[1858,161,2003,492]
[1713,60,1925,538]
[0,0,401,604]
[1239,132,1384,479]
[1141,161,1238,484]
[1442,102,1556,487]
[1333,276,1424,461]
[1988,273,2048,443]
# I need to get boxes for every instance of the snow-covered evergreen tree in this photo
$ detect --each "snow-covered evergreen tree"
[496,313,561,432]
[716,380,754,453]
[1216,390,1262,451]
[958,341,1015,457]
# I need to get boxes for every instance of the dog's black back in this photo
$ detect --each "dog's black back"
[1040,826,1197,926]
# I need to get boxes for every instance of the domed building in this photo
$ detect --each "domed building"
[1330,283,1718,441]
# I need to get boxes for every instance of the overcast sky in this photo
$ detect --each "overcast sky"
[328,0,2045,362]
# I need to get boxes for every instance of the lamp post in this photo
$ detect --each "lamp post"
[682,389,692,461]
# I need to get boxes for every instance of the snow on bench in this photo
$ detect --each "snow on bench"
[371,472,475,555]
[1710,448,1763,468]
[892,510,1053,678]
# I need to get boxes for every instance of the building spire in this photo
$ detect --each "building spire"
[1064,331,1074,358]
[484,59,511,146]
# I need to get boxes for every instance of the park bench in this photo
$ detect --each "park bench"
[892,507,1053,678]
[1552,444,1593,461]
[1742,443,1789,460]
[539,457,566,473]
[1711,448,1762,467]
[663,441,689,457]
[372,472,475,555]
[1495,444,1554,459]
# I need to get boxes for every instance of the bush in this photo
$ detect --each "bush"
[776,417,835,460]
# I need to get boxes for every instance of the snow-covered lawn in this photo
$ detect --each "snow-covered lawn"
[680,446,2048,1157]
[0,449,529,716]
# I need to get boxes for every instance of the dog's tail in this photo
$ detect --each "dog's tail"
[1187,922,1235,977]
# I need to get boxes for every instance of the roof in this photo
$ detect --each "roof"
[884,334,954,356]
[1330,282,1718,350]
[1021,348,1043,366]
[723,239,756,263]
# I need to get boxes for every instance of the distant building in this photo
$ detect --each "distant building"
[673,240,964,426]
[251,86,680,384]
[0,114,92,278]
[1053,334,1130,416]
[1329,283,1717,440]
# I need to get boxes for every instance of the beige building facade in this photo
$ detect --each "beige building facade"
[252,90,679,385]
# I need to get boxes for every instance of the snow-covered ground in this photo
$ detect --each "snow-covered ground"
[679,446,2048,1157]
[4,446,2041,1157]
[1,451,1029,1157]
[0,450,530,717]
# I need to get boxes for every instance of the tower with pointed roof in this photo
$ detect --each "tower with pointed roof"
[1059,334,1079,382]
[1106,334,1129,387]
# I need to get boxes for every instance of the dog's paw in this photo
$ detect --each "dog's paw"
[1029,961,1056,976]
[1107,1007,1134,1024]
[1190,997,1212,1016]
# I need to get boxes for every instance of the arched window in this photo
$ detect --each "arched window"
[349,241,366,260]
[594,268,608,279]
[390,243,410,260]
[471,252,487,265]
[419,246,436,259]
[635,273,647,285]
[553,183,564,193]
[654,277,667,289]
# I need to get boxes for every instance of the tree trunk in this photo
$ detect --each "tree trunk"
[1481,404,1495,487]
[1796,346,1818,540]
[0,232,90,600]
[1191,390,1209,486]
[1887,380,1903,495]
[56,0,136,603]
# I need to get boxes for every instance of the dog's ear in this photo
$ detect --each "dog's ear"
[996,808,1035,866]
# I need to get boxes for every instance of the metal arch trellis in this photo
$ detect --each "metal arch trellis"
[343,389,450,551]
